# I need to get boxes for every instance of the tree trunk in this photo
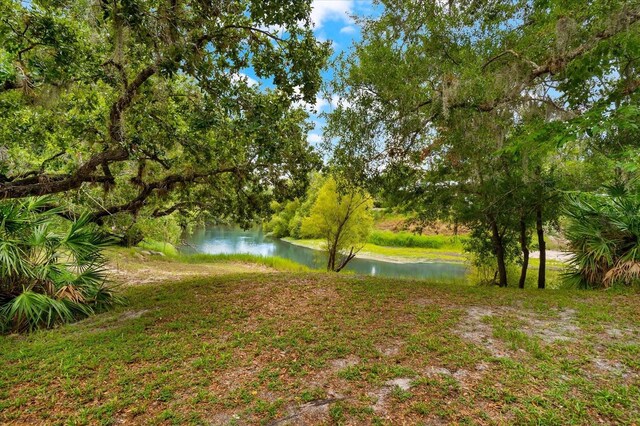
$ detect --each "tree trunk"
[327,241,336,271]
[536,205,546,289]
[335,247,356,272]
[490,219,508,287]
[518,218,529,289]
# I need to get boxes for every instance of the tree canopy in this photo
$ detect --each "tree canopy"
[325,0,640,287]
[0,0,330,228]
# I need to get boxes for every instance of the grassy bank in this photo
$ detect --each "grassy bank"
[283,238,466,263]
[171,253,311,272]
[125,242,312,273]
[367,230,466,250]
[2,252,639,424]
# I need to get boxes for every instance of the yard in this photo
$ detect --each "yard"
[1,251,639,425]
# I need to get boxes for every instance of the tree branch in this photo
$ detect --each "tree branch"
[109,65,157,144]
[0,147,128,199]
[482,49,540,71]
[89,166,243,222]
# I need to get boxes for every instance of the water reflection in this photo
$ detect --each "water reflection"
[183,226,468,280]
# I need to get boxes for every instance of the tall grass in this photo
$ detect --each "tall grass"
[138,239,180,256]
[367,230,465,250]
[134,243,313,273]
[175,253,313,272]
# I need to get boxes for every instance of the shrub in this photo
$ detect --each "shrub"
[264,199,301,238]
[0,198,121,332]
[102,214,183,247]
[564,190,640,288]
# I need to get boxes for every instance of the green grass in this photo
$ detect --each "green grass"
[138,239,180,256]
[283,238,466,263]
[133,241,312,272]
[367,230,466,250]
[171,253,312,272]
[107,248,313,272]
[1,251,639,424]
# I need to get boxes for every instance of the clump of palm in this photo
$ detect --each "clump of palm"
[0,198,121,332]
[564,187,640,288]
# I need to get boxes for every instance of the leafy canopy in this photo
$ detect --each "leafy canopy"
[324,0,640,286]
[0,0,330,229]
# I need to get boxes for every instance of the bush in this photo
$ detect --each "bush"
[102,214,183,247]
[0,198,121,332]
[564,189,640,288]
[264,199,301,238]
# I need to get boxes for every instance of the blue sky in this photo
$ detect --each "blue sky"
[243,1,379,146]
[305,1,375,146]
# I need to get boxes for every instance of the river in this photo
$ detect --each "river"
[183,226,468,280]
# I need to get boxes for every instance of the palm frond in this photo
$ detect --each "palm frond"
[0,199,119,332]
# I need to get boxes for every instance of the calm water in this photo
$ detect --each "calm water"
[183,226,468,280]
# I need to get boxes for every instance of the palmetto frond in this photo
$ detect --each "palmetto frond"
[0,198,120,332]
[565,190,640,288]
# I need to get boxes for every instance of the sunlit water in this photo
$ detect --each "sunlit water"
[182,226,468,280]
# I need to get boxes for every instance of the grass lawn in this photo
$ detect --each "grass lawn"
[2,251,639,425]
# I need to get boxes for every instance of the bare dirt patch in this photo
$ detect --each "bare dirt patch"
[519,308,580,343]
[455,305,582,357]
[375,340,403,357]
[268,398,345,425]
[106,257,272,286]
[369,377,413,414]
[455,306,512,357]
[330,355,360,371]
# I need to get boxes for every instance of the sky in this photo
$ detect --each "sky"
[244,1,379,147]
[305,1,377,146]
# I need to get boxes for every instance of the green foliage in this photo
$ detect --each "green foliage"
[0,0,330,231]
[136,216,183,246]
[564,188,640,288]
[367,230,465,250]
[0,198,121,332]
[301,176,373,271]
[264,172,325,239]
[324,0,640,287]
[101,214,184,247]
[138,239,180,257]
[264,199,301,238]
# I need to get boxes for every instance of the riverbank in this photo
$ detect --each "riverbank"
[282,237,569,268]
[2,249,638,425]
[283,237,466,263]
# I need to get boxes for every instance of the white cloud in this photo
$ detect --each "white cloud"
[304,94,351,112]
[329,94,352,109]
[340,25,356,34]
[311,0,354,29]
[308,133,323,144]
[231,72,259,87]
[241,73,259,87]
[315,96,330,110]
